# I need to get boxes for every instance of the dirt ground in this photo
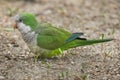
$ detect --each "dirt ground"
[0,0,120,80]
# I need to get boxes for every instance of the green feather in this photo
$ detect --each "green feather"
[19,13,113,58]
[62,39,113,50]
[20,13,38,30]
[36,22,71,50]
[65,33,84,43]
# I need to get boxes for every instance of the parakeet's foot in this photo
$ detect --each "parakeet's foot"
[33,48,63,62]
[34,53,42,63]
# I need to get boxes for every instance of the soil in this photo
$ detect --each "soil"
[0,0,120,80]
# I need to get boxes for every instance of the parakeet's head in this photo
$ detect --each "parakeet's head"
[14,13,38,30]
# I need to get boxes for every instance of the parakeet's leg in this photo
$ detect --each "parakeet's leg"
[34,53,41,63]
[44,48,63,58]
[34,48,63,59]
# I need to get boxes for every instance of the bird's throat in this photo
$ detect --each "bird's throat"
[17,22,32,34]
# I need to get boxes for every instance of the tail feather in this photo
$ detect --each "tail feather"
[62,38,113,50]
[44,38,113,58]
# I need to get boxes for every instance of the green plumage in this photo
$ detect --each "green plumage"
[20,13,38,30]
[35,23,71,50]
[16,13,113,58]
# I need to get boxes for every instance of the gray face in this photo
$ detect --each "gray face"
[14,15,23,23]
[14,15,31,34]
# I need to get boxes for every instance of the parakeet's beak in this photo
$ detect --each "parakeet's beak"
[13,22,17,29]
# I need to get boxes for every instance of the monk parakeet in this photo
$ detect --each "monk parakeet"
[14,13,113,58]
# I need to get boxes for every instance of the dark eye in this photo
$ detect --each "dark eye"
[19,18,23,22]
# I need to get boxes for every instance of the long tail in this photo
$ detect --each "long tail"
[42,39,113,58]
[62,38,113,50]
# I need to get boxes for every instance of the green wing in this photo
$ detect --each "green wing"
[35,23,71,50]
[35,22,113,51]
[65,33,85,43]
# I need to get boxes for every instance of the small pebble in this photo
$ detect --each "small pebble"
[13,44,19,47]
[0,76,5,79]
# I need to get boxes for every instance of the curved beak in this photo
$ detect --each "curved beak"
[13,22,17,29]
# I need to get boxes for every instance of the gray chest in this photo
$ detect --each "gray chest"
[22,31,37,45]
[22,31,39,53]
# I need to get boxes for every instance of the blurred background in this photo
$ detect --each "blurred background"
[0,0,119,80]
